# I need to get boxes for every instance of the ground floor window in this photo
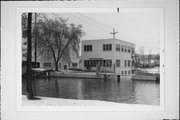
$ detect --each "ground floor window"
[128,60,131,67]
[128,70,131,75]
[125,60,127,67]
[103,60,112,67]
[121,71,124,75]
[91,60,99,67]
[125,71,127,75]
[116,60,120,67]
[72,63,78,67]
[84,60,89,68]
[132,60,135,67]
[131,70,134,74]
[84,59,112,68]
[59,63,61,68]
[44,62,51,67]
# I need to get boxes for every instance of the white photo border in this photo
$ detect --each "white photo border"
[16,7,165,112]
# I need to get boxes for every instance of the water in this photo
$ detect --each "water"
[22,78,160,105]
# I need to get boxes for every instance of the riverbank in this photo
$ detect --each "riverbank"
[22,95,123,106]
[50,71,105,79]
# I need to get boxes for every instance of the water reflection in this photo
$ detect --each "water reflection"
[22,77,160,105]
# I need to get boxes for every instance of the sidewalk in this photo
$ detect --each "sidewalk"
[22,95,122,106]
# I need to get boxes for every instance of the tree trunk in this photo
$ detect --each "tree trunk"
[54,61,59,71]
[26,13,34,99]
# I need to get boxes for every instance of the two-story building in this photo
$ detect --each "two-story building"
[81,38,135,77]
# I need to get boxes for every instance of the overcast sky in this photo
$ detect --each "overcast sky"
[44,9,162,55]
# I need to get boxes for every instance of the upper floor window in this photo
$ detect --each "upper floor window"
[103,44,112,51]
[84,45,92,52]
[116,44,120,51]
[128,46,131,53]
[132,47,135,53]
[125,46,127,52]
[121,45,124,52]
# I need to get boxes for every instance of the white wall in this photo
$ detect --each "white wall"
[81,39,135,75]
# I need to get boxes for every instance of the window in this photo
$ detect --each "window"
[125,46,127,52]
[132,60,135,67]
[84,60,89,67]
[132,47,134,53]
[72,63,77,67]
[128,46,131,53]
[84,45,92,52]
[103,60,112,67]
[121,71,124,75]
[125,60,127,67]
[131,70,134,74]
[128,70,131,75]
[125,71,127,75]
[121,45,124,52]
[103,44,112,51]
[116,60,120,67]
[59,63,61,68]
[128,60,131,67]
[90,60,99,67]
[116,44,120,51]
[44,62,51,67]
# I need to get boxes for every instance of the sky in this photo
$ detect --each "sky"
[43,9,162,55]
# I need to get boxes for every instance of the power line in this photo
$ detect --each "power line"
[79,13,113,30]
[69,14,111,34]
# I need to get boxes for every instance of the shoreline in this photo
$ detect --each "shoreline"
[22,95,124,106]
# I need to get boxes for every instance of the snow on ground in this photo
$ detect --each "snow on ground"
[22,95,123,106]
[144,67,159,74]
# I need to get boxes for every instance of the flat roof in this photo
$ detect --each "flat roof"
[82,38,135,45]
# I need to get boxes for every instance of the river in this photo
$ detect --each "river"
[22,77,160,105]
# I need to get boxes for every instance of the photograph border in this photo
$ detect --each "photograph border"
[16,7,164,111]
[1,1,179,119]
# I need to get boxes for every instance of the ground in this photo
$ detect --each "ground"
[22,95,123,106]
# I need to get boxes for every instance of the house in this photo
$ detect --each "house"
[81,38,135,77]
[22,38,80,71]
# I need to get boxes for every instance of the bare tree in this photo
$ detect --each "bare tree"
[139,46,145,67]
[147,50,152,68]
[36,14,85,71]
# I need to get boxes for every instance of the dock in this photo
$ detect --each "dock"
[31,68,53,78]
[50,71,104,79]
[132,75,160,82]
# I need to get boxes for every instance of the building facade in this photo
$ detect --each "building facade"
[81,39,135,77]
[22,38,80,71]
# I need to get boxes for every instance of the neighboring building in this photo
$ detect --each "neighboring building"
[22,38,80,71]
[135,54,160,68]
[81,39,135,76]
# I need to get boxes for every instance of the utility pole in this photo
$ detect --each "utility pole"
[110,28,118,39]
[34,13,37,67]
[26,13,34,100]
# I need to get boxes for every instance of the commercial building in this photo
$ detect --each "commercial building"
[81,39,135,77]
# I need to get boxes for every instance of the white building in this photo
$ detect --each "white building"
[22,38,80,71]
[81,39,135,77]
